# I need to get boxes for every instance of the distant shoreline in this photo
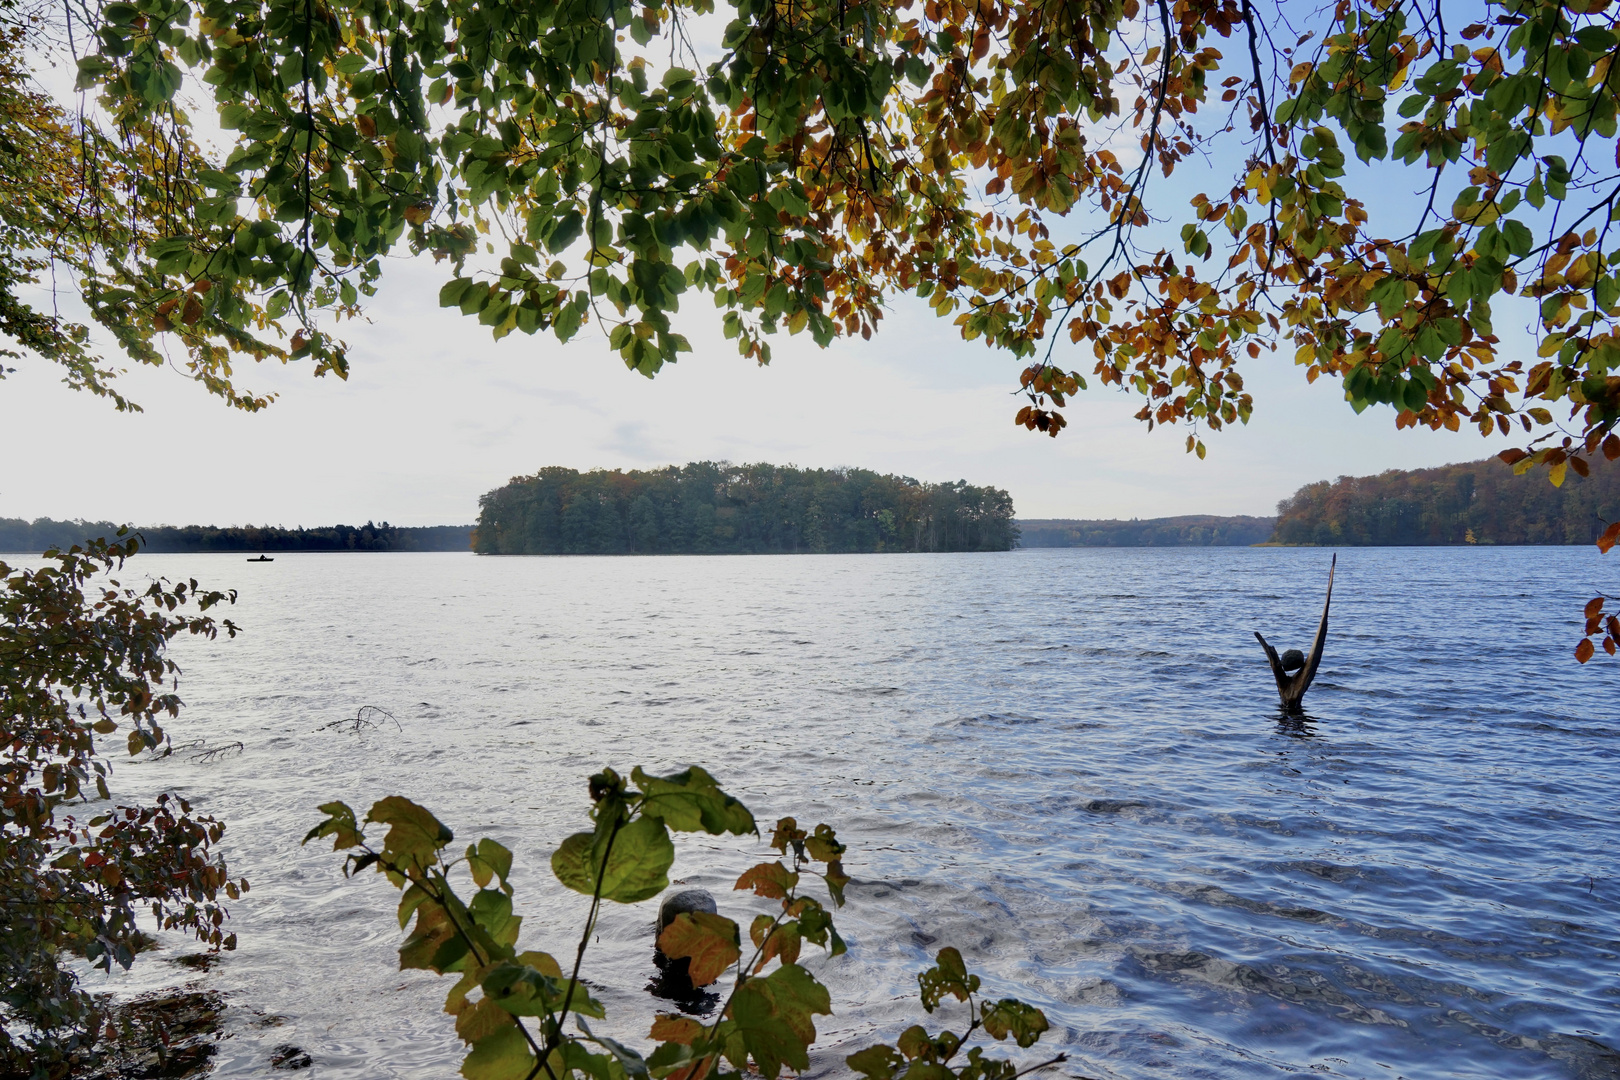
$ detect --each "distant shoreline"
[0,519,474,555]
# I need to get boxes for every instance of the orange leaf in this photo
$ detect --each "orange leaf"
[1576,638,1595,664]
[656,911,740,985]
[1586,597,1604,619]
[1498,448,1528,465]
[650,1014,705,1045]
[1599,521,1620,553]
[735,861,797,900]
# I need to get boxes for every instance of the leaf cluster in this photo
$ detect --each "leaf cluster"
[0,533,244,1072]
[309,766,1064,1080]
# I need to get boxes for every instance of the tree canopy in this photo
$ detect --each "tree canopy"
[0,0,1602,477]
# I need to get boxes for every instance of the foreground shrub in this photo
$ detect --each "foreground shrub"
[309,766,1069,1080]
[0,536,244,1074]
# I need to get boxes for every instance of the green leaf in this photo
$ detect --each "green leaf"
[917,947,979,1011]
[579,1018,651,1080]
[469,888,522,950]
[846,1045,904,1080]
[633,766,756,835]
[980,999,1049,1048]
[481,955,606,1019]
[303,801,362,849]
[551,815,673,903]
[468,838,513,888]
[547,211,584,254]
[440,278,474,307]
[367,796,454,875]
[460,1024,536,1080]
[728,962,832,1079]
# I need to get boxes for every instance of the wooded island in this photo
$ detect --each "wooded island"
[474,463,1018,554]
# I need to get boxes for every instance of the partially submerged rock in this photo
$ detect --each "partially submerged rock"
[76,989,224,1079]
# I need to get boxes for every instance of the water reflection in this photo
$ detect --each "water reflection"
[1273,710,1322,738]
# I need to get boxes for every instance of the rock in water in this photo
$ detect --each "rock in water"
[657,889,717,937]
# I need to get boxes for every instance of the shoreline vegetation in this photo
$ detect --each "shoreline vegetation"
[0,519,474,554]
[1273,455,1620,546]
[9,455,1620,556]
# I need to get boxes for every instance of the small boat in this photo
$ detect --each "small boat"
[247,555,274,562]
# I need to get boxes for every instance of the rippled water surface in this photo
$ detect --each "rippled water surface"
[75,548,1620,1079]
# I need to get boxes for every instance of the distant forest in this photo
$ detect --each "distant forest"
[475,463,1017,554]
[0,519,473,554]
[1273,455,1620,545]
[1017,515,1276,547]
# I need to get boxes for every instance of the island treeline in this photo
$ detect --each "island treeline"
[0,519,473,553]
[474,463,1017,554]
[1273,456,1620,545]
[1017,515,1276,547]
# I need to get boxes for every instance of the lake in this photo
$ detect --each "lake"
[70,547,1620,1079]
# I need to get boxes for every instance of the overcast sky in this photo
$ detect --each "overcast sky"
[1,249,1507,527]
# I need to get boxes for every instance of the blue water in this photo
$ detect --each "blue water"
[72,547,1620,1079]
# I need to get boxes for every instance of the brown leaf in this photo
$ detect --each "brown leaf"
[454,996,515,1044]
[1576,638,1595,664]
[1585,597,1604,619]
[650,1014,705,1045]
[735,861,797,900]
[656,911,740,985]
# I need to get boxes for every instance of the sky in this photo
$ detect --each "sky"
[1,251,1502,528]
[0,2,1526,529]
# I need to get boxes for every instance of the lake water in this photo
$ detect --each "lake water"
[67,547,1620,1080]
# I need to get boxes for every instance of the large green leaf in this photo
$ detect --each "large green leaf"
[728,962,832,1078]
[845,1045,903,1080]
[633,766,756,835]
[551,815,674,904]
[917,947,978,1011]
[980,999,1049,1048]
[460,1024,535,1080]
[367,796,453,875]
[481,956,606,1019]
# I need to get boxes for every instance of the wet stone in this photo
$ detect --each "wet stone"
[269,1045,313,1071]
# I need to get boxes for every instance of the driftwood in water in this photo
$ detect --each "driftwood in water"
[1255,554,1336,711]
